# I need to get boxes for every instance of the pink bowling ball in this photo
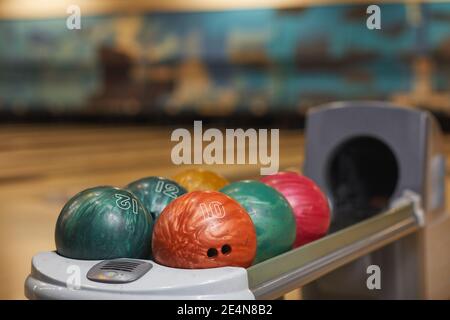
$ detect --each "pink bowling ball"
[260,171,331,247]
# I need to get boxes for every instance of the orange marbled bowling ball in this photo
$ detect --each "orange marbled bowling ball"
[152,191,257,269]
[172,169,229,192]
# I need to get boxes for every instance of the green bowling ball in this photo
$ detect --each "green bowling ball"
[126,176,187,220]
[55,186,153,260]
[220,180,296,264]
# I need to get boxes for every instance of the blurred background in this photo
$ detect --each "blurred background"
[2,0,450,299]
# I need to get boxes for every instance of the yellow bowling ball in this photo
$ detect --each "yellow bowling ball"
[172,169,229,192]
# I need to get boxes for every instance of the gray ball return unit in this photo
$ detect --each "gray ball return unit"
[25,102,450,300]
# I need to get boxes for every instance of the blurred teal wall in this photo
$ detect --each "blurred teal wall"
[0,3,448,117]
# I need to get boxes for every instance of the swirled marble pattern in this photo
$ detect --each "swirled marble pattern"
[172,169,229,192]
[220,180,296,264]
[127,176,187,220]
[152,191,256,269]
[261,172,330,247]
[55,186,153,260]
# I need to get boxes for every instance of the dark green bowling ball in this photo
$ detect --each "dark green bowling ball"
[55,186,153,260]
[220,180,296,264]
[126,177,187,220]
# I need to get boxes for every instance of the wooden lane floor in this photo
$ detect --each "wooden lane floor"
[0,124,303,299]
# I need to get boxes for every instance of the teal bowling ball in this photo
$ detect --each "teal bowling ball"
[55,186,153,260]
[220,180,296,264]
[126,177,187,220]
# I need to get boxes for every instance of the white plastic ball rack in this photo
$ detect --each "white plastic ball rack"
[25,193,420,300]
[25,103,450,299]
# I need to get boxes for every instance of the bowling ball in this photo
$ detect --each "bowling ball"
[172,169,229,192]
[126,176,187,220]
[220,180,296,264]
[55,186,153,260]
[152,191,257,269]
[260,172,330,247]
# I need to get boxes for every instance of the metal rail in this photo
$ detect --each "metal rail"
[247,201,419,300]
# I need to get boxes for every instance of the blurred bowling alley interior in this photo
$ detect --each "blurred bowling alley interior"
[1,0,450,300]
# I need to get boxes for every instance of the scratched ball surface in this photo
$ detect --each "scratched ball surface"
[126,176,187,220]
[172,169,229,192]
[220,180,296,264]
[152,191,257,269]
[260,172,330,247]
[55,186,154,260]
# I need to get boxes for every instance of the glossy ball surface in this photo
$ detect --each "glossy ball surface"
[172,169,229,192]
[55,186,153,260]
[152,191,257,269]
[126,176,187,220]
[220,180,296,264]
[261,172,330,247]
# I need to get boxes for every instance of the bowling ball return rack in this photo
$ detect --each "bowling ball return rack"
[25,102,450,299]
[25,191,422,300]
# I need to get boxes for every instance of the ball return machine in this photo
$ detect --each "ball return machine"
[25,102,450,299]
